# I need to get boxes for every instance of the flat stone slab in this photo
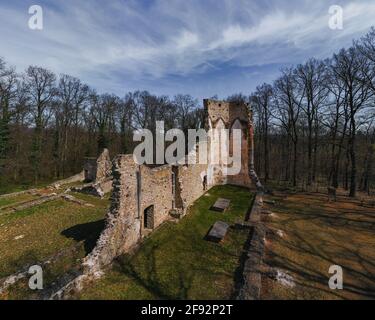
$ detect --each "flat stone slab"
[210,198,231,212]
[206,221,230,242]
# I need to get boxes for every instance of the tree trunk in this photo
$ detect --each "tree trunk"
[349,115,357,197]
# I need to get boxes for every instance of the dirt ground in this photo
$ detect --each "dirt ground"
[261,190,375,300]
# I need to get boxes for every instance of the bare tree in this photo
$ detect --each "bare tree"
[173,94,198,131]
[54,74,89,177]
[117,92,135,154]
[252,84,273,182]
[296,59,329,185]
[24,66,56,183]
[274,69,304,187]
[0,61,17,172]
[332,48,373,197]
[324,63,349,189]
[88,92,118,153]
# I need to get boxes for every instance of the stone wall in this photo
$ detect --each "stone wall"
[50,171,84,188]
[204,99,251,188]
[236,192,265,300]
[227,119,251,187]
[82,156,209,275]
[83,155,140,274]
[55,99,260,298]
[83,158,97,182]
[176,163,208,213]
[83,99,254,274]
[83,149,112,183]
[205,99,231,124]
[96,148,112,182]
[96,177,113,195]
[140,165,173,231]
[79,149,113,197]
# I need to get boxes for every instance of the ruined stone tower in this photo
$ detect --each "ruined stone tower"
[204,99,251,188]
[82,99,255,275]
[52,98,262,298]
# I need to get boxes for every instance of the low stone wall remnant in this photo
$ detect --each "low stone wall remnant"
[47,98,266,300]
[236,192,265,300]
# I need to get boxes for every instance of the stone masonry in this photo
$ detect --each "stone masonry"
[95,148,112,182]
[78,149,113,197]
[204,99,252,188]
[57,99,262,297]
[83,148,112,183]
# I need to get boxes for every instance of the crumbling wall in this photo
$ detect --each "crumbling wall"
[83,155,141,274]
[96,148,112,182]
[79,149,113,197]
[83,158,97,182]
[50,171,84,188]
[227,119,251,187]
[205,99,230,124]
[83,149,112,183]
[97,177,113,195]
[140,165,173,231]
[204,99,251,188]
[236,192,265,300]
[82,158,209,275]
[54,99,260,298]
[176,163,208,213]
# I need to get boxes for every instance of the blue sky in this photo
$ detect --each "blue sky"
[1,0,375,101]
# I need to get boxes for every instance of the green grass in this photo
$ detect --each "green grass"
[0,184,32,196]
[0,176,85,196]
[67,191,111,206]
[78,185,254,300]
[0,180,53,196]
[0,196,108,279]
[3,243,86,300]
[0,193,39,208]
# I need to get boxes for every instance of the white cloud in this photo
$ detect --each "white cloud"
[0,0,374,97]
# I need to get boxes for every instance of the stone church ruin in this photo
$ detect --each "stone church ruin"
[70,148,113,198]
[51,99,263,298]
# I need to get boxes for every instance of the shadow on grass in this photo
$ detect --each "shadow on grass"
[2,250,40,278]
[268,230,375,298]
[231,226,254,299]
[114,247,179,300]
[61,219,105,254]
[263,193,375,299]
[112,228,244,300]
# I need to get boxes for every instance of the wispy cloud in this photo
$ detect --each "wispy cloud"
[0,0,374,99]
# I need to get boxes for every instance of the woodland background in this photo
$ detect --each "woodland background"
[1,28,375,197]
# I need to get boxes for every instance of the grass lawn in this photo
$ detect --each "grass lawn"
[78,185,254,300]
[261,192,375,300]
[0,193,39,208]
[0,179,55,196]
[0,195,108,279]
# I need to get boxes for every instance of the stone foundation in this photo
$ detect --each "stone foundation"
[49,171,85,189]
[236,192,265,300]
[81,155,210,276]
[51,99,263,299]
